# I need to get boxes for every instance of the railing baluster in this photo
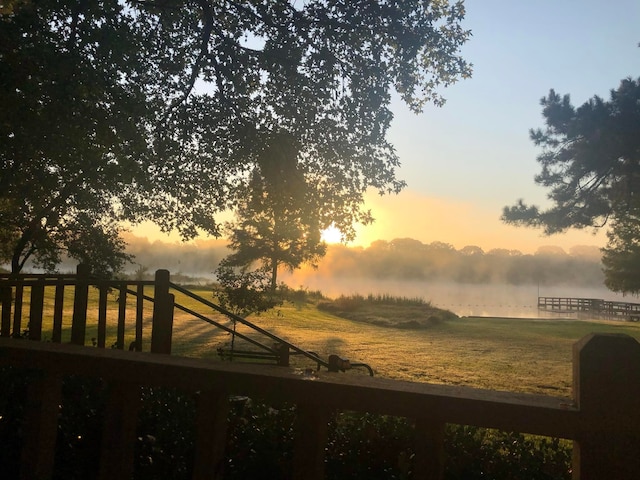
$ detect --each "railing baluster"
[413,418,445,480]
[151,269,173,354]
[98,285,108,348]
[20,372,62,480]
[1,286,12,337]
[193,390,230,480]
[52,282,64,343]
[292,403,331,480]
[13,281,23,337]
[117,284,127,349]
[70,264,90,346]
[28,279,45,341]
[135,283,144,351]
[98,381,140,480]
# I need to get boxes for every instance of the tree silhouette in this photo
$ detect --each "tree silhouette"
[502,76,640,292]
[222,152,326,291]
[503,77,640,233]
[602,213,640,294]
[1,1,471,274]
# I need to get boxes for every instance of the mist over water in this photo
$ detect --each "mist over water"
[280,274,632,318]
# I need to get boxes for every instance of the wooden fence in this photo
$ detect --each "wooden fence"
[1,269,639,479]
[0,266,332,370]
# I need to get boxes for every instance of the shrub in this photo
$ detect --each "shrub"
[0,370,571,479]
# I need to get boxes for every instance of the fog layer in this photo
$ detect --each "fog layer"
[113,235,622,318]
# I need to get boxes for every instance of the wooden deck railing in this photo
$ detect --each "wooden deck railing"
[1,268,640,478]
[0,334,639,479]
[0,266,334,370]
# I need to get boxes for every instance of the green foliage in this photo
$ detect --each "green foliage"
[326,412,414,479]
[214,262,283,317]
[502,77,640,292]
[445,426,571,480]
[503,77,640,234]
[1,0,471,274]
[222,169,327,291]
[225,399,296,479]
[602,213,640,295]
[135,388,196,480]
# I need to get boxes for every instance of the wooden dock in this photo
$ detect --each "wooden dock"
[538,296,640,321]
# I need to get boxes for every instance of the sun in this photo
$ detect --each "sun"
[321,225,343,244]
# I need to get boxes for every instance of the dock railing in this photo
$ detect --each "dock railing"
[538,296,640,321]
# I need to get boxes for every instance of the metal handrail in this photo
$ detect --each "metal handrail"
[169,282,330,369]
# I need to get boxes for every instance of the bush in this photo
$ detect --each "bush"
[0,369,571,479]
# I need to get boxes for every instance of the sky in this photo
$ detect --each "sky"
[138,0,639,254]
[351,0,640,252]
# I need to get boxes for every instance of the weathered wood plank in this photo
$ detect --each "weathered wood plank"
[98,381,141,480]
[52,282,64,343]
[28,280,45,340]
[135,283,144,351]
[192,390,230,480]
[413,418,445,480]
[97,286,108,348]
[70,264,90,345]
[572,334,640,480]
[0,338,581,439]
[1,286,12,337]
[117,284,126,349]
[20,372,62,480]
[292,403,330,480]
[151,269,173,354]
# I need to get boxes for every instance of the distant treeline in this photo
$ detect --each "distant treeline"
[306,239,604,287]
[118,235,604,287]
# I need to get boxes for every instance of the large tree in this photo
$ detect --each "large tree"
[601,213,640,294]
[221,152,327,291]
[502,77,640,293]
[1,0,471,275]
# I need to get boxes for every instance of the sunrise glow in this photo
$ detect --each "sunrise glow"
[321,225,343,244]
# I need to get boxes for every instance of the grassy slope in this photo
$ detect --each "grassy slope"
[170,291,640,397]
[21,286,640,397]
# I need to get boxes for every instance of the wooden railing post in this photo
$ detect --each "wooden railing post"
[98,381,141,480]
[1,285,11,337]
[20,372,63,480]
[151,269,174,354]
[70,264,91,345]
[12,281,23,337]
[413,418,445,480]
[572,333,640,480]
[292,403,331,480]
[28,279,45,341]
[193,390,229,480]
[52,282,65,343]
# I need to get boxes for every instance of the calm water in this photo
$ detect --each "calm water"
[281,274,633,318]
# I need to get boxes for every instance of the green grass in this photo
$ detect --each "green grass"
[228,298,640,397]
[11,285,640,397]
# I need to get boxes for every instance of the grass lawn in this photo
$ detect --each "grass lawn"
[169,290,640,397]
[14,285,640,398]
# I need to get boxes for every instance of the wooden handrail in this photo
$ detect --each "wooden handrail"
[1,333,639,479]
